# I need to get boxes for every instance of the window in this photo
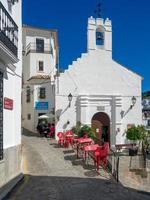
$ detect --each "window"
[39,61,44,71]
[0,72,3,160]
[26,86,31,103]
[36,39,44,53]
[96,31,104,45]
[39,87,46,99]
[27,114,31,120]
[147,119,150,127]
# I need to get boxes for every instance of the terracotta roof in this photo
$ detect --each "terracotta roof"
[28,75,51,81]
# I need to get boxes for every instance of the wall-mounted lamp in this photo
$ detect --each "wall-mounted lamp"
[130,96,136,109]
[67,120,70,125]
[68,93,73,107]
[22,50,25,56]
[22,47,26,56]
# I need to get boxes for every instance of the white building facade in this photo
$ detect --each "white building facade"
[0,0,22,188]
[22,26,58,132]
[55,17,142,146]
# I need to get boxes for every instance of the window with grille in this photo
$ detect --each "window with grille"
[26,86,31,103]
[39,61,44,71]
[27,114,31,120]
[36,39,44,53]
[39,87,46,99]
[0,72,3,160]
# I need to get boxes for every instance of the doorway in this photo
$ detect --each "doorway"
[91,112,110,144]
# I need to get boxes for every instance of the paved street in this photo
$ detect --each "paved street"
[6,130,150,200]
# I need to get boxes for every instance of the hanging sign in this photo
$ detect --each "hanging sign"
[4,97,13,110]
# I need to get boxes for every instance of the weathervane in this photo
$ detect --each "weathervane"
[94,1,102,18]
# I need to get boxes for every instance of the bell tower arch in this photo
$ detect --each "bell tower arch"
[87,16,112,53]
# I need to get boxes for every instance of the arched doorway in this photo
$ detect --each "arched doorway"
[91,112,110,144]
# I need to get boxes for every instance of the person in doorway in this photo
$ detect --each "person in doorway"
[50,123,55,138]
[37,120,48,137]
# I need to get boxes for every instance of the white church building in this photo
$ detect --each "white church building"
[55,17,142,146]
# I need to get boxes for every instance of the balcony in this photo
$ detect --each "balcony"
[0,2,18,63]
[26,43,52,55]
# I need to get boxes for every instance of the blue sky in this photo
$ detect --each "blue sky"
[23,0,150,92]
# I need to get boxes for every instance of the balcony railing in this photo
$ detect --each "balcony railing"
[26,43,52,55]
[0,2,18,57]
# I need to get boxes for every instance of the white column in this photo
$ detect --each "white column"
[111,96,116,146]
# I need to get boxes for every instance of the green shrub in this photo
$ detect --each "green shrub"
[78,125,97,139]
[126,125,145,141]
[71,121,81,135]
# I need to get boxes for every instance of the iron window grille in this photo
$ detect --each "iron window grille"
[0,2,18,56]
[26,86,31,103]
[39,61,44,71]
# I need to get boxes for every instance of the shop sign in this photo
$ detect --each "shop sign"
[4,97,13,110]
[35,102,48,110]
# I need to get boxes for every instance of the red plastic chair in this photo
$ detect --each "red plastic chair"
[64,130,74,148]
[57,132,64,147]
[94,142,109,173]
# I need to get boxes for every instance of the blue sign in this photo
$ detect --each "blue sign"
[35,102,48,110]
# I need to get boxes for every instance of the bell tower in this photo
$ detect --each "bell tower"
[87,16,112,54]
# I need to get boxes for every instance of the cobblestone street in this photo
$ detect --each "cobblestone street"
[6,130,150,200]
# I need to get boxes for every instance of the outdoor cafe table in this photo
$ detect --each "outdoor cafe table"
[83,144,100,164]
[75,138,93,158]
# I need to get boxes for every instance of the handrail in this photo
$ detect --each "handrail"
[109,144,138,182]
[115,143,137,150]
[109,148,120,182]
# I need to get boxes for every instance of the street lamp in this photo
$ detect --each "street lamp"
[130,96,136,109]
[68,93,73,107]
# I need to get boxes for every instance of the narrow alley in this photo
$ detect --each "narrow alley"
[5,129,150,200]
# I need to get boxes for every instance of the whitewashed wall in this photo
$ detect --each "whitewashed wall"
[55,17,142,145]
[2,0,22,149]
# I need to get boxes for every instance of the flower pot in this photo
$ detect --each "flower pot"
[129,148,138,156]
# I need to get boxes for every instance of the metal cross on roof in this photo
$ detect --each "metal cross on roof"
[94,1,102,18]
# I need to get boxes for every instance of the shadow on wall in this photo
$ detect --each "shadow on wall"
[55,104,70,122]
[63,121,70,130]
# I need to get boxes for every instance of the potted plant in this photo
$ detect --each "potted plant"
[71,121,82,136]
[126,125,143,156]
